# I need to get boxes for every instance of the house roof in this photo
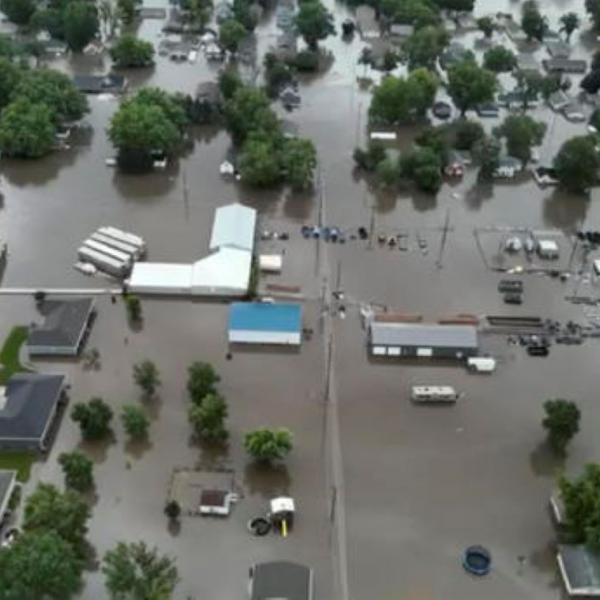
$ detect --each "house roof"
[543,58,587,73]
[390,23,414,36]
[195,81,220,103]
[558,545,600,596]
[191,247,251,294]
[73,74,126,93]
[209,203,256,253]
[28,297,94,351]
[370,323,479,348]
[0,374,64,443]
[546,40,571,58]
[251,561,313,600]
[229,303,302,333]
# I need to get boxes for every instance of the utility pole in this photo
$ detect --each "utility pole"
[436,208,451,269]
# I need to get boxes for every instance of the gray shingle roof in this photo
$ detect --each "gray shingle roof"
[0,374,64,443]
[28,297,93,352]
[251,561,313,600]
[370,323,479,348]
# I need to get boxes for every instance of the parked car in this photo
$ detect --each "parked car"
[503,292,523,305]
[527,344,549,356]
[432,101,452,119]
[498,279,524,293]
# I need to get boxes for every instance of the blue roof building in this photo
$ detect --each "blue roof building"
[228,303,302,345]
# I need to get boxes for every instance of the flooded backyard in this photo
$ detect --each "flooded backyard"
[2,0,600,597]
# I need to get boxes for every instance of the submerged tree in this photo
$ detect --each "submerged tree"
[553,136,600,193]
[543,399,580,454]
[187,362,220,404]
[59,451,95,492]
[447,60,496,116]
[71,397,113,440]
[133,360,161,397]
[295,1,335,50]
[188,393,228,441]
[121,405,150,440]
[244,428,293,462]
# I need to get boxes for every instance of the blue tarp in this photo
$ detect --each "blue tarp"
[229,303,301,333]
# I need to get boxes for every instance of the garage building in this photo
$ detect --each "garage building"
[228,302,302,345]
[369,322,478,359]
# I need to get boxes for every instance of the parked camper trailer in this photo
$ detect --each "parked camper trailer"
[98,227,146,255]
[90,232,141,260]
[77,246,129,277]
[82,239,132,265]
[410,386,459,403]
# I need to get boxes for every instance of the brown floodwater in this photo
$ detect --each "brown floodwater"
[2,0,600,597]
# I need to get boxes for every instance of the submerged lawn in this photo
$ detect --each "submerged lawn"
[0,452,35,482]
[0,326,29,385]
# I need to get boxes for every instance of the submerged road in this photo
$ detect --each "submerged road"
[318,169,351,600]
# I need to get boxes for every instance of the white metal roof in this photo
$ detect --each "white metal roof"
[209,203,256,253]
[128,263,193,292]
[191,247,251,295]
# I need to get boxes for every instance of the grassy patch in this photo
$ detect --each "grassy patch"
[0,452,35,482]
[0,326,29,385]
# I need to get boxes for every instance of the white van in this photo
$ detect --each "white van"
[410,386,459,403]
[467,357,496,373]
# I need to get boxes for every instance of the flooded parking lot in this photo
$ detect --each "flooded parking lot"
[3,0,600,597]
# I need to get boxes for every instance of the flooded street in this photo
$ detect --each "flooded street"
[2,0,600,597]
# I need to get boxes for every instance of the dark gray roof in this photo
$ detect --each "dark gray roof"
[0,374,64,442]
[28,297,94,351]
[558,544,600,594]
[73,74,126,93]
[0,470,16,511]
[370,323,479,348]
[543,58,587,73]
[251,561,313,600]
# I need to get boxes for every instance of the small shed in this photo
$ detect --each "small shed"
[537,239,559,258]
[543,58,587,74]
[259,254,283,273]
[228,302,302,345]
[546,40,571,59]
[199,490,234,516]
[557,545,600,597]
[389,23,414,40]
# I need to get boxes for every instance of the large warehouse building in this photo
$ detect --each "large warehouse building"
[228,303,302,345]
[128,203,256,297]
[369,322,479,359]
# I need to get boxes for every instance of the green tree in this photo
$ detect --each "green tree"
[99,0,119,38]
[521,0,546,42]
[103,542,178,600]
[188,393,228,441]
[0,99,55,159]
[483,46,516,73]
[477,16,494,38]
[244,428,293,462]
[473,134,500,180]
[294,49,319,72]
[133,87,188,131]
[117,0,136,25]
[110,34,155,67]
[164,500,181,520]
[59,451,94,492]
[133,360,161,397]
[218,68,243,100]
[369,69,438,124]
[63,1,100,52]
[560,464,600,547]
[219,19,247,53]
[0,0,36,25]
[239,133,282,186]
[13,69,89,124]
[494,115,546,165]
[376,157,399,187]
[0,57,21,110]
[587,0,600,31]
[124,294,142,320]
[400,146,442,193]
[447,60,496,116]
[186,0,213,30]
[281,138,317,189]
[71,397,113,440]
[434,0,474,20]
[121,405,149,440]
[224,86,279,145]
[295,0,335,49]
[543,399,581,454]
[559,12,580,42]
[109,101,180,168]
[0,531,83,599]
[453,119,484,150]
[23,483,90,558]
[403,25,449,71]
[553,136,600,193]
[353,142,387,171]
[187,362,220,404]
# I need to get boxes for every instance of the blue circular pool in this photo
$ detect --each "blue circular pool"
[462,545,491,576]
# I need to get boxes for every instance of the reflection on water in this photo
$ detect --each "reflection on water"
[244,461,291,498]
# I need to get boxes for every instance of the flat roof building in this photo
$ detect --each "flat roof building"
[229,302,302,345]
[557,544,600,597]
[27,297,95,356]
[209,203,256,253]
[249,561,314,600]
[369,322,478,359]
[0,374,66,451]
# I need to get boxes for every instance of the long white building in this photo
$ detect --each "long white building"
[128,203,256,297]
